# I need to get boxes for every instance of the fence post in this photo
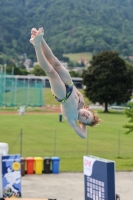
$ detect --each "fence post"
[9,130,22,154]
[118,131,120,158]
[86,130,89,155]
[54,130,56,156]
[20,129,22,156]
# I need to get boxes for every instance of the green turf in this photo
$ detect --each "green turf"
[63,52,92,63]
[0,110,133,171]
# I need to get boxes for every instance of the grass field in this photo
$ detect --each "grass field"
[63,52,92,63]
[0,110,133,172]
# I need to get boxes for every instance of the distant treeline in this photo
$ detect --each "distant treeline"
[0,0,133,64]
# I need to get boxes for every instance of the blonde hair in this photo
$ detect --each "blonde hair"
[82,105,101,127]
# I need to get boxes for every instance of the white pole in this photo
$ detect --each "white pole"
[27,78,30,106]
[35,79,37,105]
[24,79,25,105]
[11,67,16,109]
[41,80,44,107]
[14,77,17,107]
[3,66,6,105]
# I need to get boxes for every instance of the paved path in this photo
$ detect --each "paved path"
[22,172,133,200]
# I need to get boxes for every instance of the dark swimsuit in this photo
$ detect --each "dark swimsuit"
[53,83,73,103]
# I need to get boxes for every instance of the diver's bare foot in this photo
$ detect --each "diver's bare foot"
[30,27,44,46]
[31,28,38,36]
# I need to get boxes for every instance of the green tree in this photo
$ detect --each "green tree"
[1,0,133,60]
[68,60,75,68]
[124,102,133,134]
[30,65,46,76]
[82,51,133,112]
[6,64,29,75]
[69,70,81,77]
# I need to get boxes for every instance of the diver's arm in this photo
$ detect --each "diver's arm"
[69,120,87,139]
[74,86,85,109]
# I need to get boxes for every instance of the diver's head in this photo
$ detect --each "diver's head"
[78,106,101,126]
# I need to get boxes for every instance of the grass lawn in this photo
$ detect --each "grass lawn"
[0,110,133,172]
[63,52,92,63]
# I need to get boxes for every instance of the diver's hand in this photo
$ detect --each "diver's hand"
[78,93,85,110]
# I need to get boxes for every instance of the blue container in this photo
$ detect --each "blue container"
[51,157,60,174]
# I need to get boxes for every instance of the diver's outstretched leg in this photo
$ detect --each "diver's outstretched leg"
[31,27,72,85]
[30,28,66,100]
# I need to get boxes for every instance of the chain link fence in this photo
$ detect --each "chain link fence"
[4,128,133,171]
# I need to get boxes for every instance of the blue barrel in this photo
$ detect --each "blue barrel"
[51,157,60,174]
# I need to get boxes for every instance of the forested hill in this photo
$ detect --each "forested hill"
[1,0,133,64]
